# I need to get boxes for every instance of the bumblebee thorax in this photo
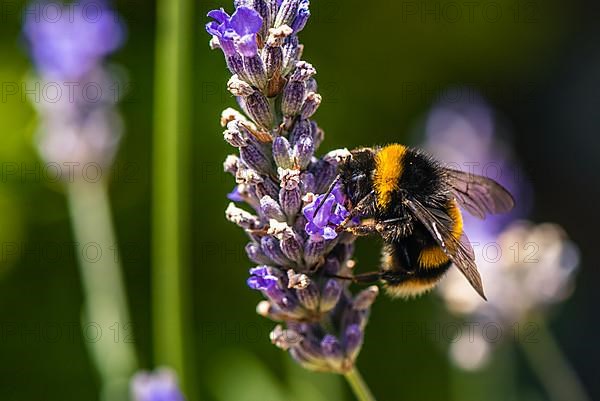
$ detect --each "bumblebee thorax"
[374,144,408,208]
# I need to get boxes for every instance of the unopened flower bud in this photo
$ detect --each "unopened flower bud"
[227,75,255,97]
[343,324,364,360]
[300,92,321,119]
[261,235,292,266]
[290,61,316,82]
[225,202,261,230]
[223,122,248,147]
[282,35,300,75]
[245,92,275,129]
[279,168,302,217]
[279,186,301,218]
[353,286,379,311]
[304,237,326,266]
[281,80,306,117]
[274,0,301,28]
[311,159,337,194]
[320,279,342,312]
[299,171,315,194]
[235,165,263,185]
[220,108,248,127]
[289,118,311,145]
[305,77,318,93]
[240,142,272,174]
[252,0,271,39]
[272,136,294,169]
[243,54,268,89]
[291,0,310,33]
[270,225,303,262]
[270,325,302,350]
[296,283,319,311]
[293,134,314,169]
[287,269,310,289]
[320,335,343,360]
[263,45,283,79]
[223,154,240,175]
[255,177,280,200]
[260,196,286,221]
[226,54,250,81]
[256,300,272,317]
[246,242,273,264]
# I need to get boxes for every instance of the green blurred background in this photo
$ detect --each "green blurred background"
[1,0,599,400]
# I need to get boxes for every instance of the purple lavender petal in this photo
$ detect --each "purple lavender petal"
[206,21,222,37]
[247,267,279,290]
[207,8,230,23]
[236,34,259,57]
[322,227,337,240]
[305,221,322,237]
[313,195,335,227]
[227,186,245,202]
[229,6,263,36]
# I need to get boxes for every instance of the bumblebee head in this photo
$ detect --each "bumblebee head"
[339,148,376,206]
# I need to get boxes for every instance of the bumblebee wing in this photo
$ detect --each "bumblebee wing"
[405,198,486,300]
[444,168,515,219]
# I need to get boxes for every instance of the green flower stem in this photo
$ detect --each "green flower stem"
[152,0,196,398]
[519,317,590,401]
[67,180,138,401]
[344,367,377,401]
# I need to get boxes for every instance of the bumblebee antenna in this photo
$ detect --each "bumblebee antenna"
[312,175,341,216]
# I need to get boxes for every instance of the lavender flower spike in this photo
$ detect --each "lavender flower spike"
[207,0,375,376]
[23,0,126,171]
[23,0,124,80]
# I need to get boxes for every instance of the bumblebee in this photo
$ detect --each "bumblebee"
[334,144,514,300]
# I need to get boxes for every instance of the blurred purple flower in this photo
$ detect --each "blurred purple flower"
[423,90,532,242]
[303,185,349,240]
[23,0,125,80]
[206,6,263,57]
[131,368,185,401]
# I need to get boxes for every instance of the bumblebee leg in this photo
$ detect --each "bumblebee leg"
[345,220,378,236]
[352,271,382,284]
[336,191,375,232]
[375,219,412,242]
[346,226,376,236]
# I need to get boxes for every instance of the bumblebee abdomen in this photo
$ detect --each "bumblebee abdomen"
[417,199,463,268]
[380,199,464,298]
[382,241,451,298]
